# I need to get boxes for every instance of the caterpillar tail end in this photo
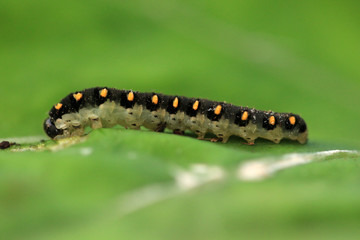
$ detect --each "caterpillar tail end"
[297,130,308,144]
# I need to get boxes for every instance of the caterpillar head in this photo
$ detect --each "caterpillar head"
[43,118,63,139]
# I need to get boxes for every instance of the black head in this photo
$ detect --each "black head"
[43,118,63,139]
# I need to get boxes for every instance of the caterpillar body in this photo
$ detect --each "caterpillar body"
[43,87,308,144]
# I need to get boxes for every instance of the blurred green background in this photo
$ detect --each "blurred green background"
[1,0,360,239]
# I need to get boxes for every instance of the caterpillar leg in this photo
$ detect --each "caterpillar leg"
[90,118,102,129]
[210,137,221,142]
[197,137,223,143]
[242,137,255,145]
[210,135,230,143]
[197,137,214,142]
[173,129,185,135]
[272,138,281,144]
[195,130,206,140]
[155,122,166,132]
[219,135,230,143]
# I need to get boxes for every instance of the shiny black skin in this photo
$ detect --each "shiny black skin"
[43,118,63,139]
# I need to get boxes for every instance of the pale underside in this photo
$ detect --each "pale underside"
[54,100,307,144]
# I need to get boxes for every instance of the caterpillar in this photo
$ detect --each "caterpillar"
[43,87,308,144]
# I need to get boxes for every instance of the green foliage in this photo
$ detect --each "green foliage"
[0,0,360,239]
[1,129,360,239]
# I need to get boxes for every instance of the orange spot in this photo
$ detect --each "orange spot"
[269,116,276,125]
[100,88,108,98]
[193,100,199,110]
[289,116,296,125]
[214,105,222,115]
[241,111,248,121]
[152,95,158,104]
[173,97,179,108]
[73,92,83,101]
[55,103,63,110]
[127,91,134,101]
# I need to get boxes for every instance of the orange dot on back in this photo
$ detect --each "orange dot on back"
[127,91,134,101]
[173,97,179,108]
[55,103,63,110]
[152,95,158,104]
[192,100,199,110]
[289,116,296,125]
[100,88,108,98]
[73,92,83,101]
[241,111,248,121]
[214,105,222,115]
[269,116,276,125]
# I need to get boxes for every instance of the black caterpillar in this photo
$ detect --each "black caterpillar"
[43,87,308,144]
